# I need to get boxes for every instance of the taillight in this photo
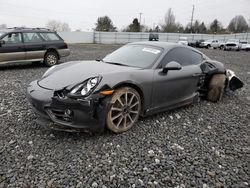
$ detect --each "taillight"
[64,42,68,48]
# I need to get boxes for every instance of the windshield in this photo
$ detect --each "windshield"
[227,39,238,43]
[103,45,162,68]
[0,32,5,38]
[240,41,247,44]
[205,39,213,42]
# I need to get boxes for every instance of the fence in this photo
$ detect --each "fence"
[58,31,250,44]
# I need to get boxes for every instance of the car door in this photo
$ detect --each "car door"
[0,32,25,63]
[23,32,46,60]
[152,47,203,110]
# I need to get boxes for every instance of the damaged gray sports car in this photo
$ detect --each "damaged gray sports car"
[27,42,243,133]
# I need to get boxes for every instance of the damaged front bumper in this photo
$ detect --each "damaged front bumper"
[27,80,110,132]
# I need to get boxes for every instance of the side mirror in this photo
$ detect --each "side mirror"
[0,40,5,47]
[163,61,182,73]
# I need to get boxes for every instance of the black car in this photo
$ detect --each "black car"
[188,40,204,48]
[149,33,159,41]
[27,42,243,133]
[0,27,70,66]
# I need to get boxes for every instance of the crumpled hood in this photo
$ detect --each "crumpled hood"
[38,61,139,90]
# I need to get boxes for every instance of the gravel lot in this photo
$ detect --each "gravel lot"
[0,44,249,188]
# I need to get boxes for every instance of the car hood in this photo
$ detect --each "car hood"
[38,61,140,90]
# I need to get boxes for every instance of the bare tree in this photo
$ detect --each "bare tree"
[46,20,71,32]
[228,15,248,33]
[161,8,178,32]
[61,23,71,32]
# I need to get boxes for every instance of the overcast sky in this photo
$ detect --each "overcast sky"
[0,0,249,31]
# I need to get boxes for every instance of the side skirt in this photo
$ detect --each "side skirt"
[144,93,199,117]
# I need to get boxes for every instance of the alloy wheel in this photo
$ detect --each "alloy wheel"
[46,54,57,66]
[106,87,141,133]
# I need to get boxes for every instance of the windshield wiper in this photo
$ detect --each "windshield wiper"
[104,61,129,67]
[96,59,129,67]
[95,59,104,62]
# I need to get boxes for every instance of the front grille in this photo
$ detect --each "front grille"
[46,108,73,123]
[226,43,236,47]
[54,90,67,99]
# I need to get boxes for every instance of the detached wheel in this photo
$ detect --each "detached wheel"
[207,74,226,102]
[106,87,141,133]
[44,51,58,67]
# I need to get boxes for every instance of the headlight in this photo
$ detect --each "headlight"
[43,65,56,77]
[70,77,100,96]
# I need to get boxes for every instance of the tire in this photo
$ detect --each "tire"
[207,74,226,102]
[44,51,59,67]
[207,44,211,49]
[106,87,141,133]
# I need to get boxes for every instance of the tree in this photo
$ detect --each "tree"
[95,16,116,32]
[125,18,140,32]
[175,23,184,33]
[209,19,223,33]
[228,15,248,33]
[46,20,71,31]
[61,23,71,32]
[198,22,207,33]
[193,20,200,33]
[161,8,178,32]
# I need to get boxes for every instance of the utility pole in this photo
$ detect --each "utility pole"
[190,5,195,33]
[139,12,143,32]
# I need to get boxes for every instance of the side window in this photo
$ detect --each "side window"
[2,33,22,44]
[40,33,60,41]
[23,33,43,43]
[160,47,203,67]
[189,50,204,64]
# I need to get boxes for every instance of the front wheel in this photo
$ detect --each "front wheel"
[44,51,59,67]
[207,74,226,102]
[106,87,141,133]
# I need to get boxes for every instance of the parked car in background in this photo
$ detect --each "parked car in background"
[211,40,225,49]
[200,39,214,48]
[225,39,242,51]
[240,40,250,51]
[0,27,70,66]
[188,39,204,48]
[178,37,188,45]
[149,33,159,41]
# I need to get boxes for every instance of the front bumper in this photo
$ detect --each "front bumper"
[27,80,109,132]
[225,45,239,50]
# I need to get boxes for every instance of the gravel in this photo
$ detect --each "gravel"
[0,44,250,187]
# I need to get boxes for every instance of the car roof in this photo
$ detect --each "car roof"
[0,27,54,33]
[128,41,183,50]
